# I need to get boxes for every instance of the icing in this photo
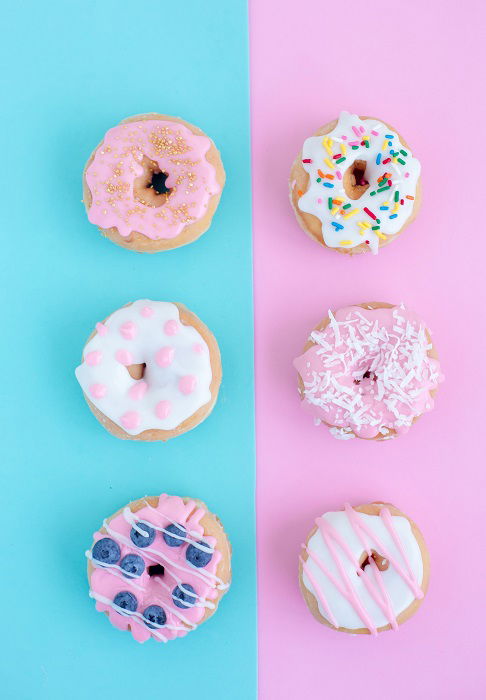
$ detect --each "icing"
[300,504,425,634]
[88,494,229,643]
[75,300,214,435]
[85,118,220,240]
[293,304,443,439]
[297,112,420,253]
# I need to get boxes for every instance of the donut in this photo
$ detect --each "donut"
[299,502,429,635]
[75,299,221,441]
[83,113,225,253]
[293,302,443,440]
[289,111,421,254]
[87,493,231,643]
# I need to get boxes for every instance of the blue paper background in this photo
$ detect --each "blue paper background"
[1,2,255,698]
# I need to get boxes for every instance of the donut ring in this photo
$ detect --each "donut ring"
[299,502,430,635]
[83,113,225,253]
[290,111,421,255]
[293,302,443,440]
[87,493,231,643]
[75,300,222,441]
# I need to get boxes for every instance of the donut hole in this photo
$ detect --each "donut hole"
[353,370,377,385]
[148,564,165,579]
[343,159,370,200]
[359,550,389,573]
[127,363,146,380]
[133,156,172,208]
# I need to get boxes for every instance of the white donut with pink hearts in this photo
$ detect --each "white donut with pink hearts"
[75,300,216,437]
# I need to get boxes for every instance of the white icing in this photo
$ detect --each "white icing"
[302,509,424,631]
[298,111,421,254]
[75,300,213,434]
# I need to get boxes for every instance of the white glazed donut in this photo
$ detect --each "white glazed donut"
[75,300,221,441]
[299,502,430,635]
[290,111,421,254]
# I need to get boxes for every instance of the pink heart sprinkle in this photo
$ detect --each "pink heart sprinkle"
[193,343,204,354]
[164,319,180,336]
[96,322,108,337]
[317,198,323,204]
[155,400,171,419]
[141,306,154,318]
[89,383,107,399]
[179,375,197,395]
[120,321,137,340]
[120,411,141,431]
[129,381,148,401]
[155,346,175,367]
[85,350,102,366]
[115,349,133,365]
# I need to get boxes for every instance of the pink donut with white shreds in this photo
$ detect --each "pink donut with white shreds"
[293,302,444,440]
[83,114,225,253]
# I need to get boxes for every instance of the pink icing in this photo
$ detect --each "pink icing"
[89,383,107,399]
[155,346,175,367]
[293,305,443,439]
[115,349,133,366]
[164,319,180,336]
[120,411,140,430]
[120,321,137,340]
[85,119,220,240]
[301,504,424,635]
[193,343,204,354]
[85,350,102,366]
[140,306,154,318]
[156,400,171,419]
[88,494,228,643]
[129,381,148,401]
[96,322,108,337]
[179,375,197,395]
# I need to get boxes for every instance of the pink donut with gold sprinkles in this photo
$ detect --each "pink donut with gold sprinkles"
[83,113,225,253]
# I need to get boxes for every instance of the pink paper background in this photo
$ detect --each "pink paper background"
[250,0,486,697]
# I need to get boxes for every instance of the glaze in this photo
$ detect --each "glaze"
[293,304,443,439]
[296,112,420,253]
[300,504,425,634]
[88,494,230,643]
[85,118,220,240]
[75,300,214,435]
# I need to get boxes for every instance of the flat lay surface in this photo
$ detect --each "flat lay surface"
[250,0,486,697]
[1,0,486,697]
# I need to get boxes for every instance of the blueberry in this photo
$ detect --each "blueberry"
[142,604,167,629]
[172,584,197,609]
[130,522,155,548]
[186,541,213,568]
[92,537,120,565]
[113,591,137,615]
[120,554,145,578]
[162,523,186,547]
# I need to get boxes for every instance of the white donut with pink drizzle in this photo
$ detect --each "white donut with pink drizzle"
[75,300,221,440]
[293,303,443,440]
[87,494,231,643]
[299,503,429,635]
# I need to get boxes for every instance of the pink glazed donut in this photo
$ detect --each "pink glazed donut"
[87,493,231,643]
[293,302,444,440]
[83,114,225,252]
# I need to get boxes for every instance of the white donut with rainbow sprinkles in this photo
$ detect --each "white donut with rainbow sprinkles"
[293,302,443,440]
[299,502,430,635]
[75,300,221,441]
[290,111,421,254]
